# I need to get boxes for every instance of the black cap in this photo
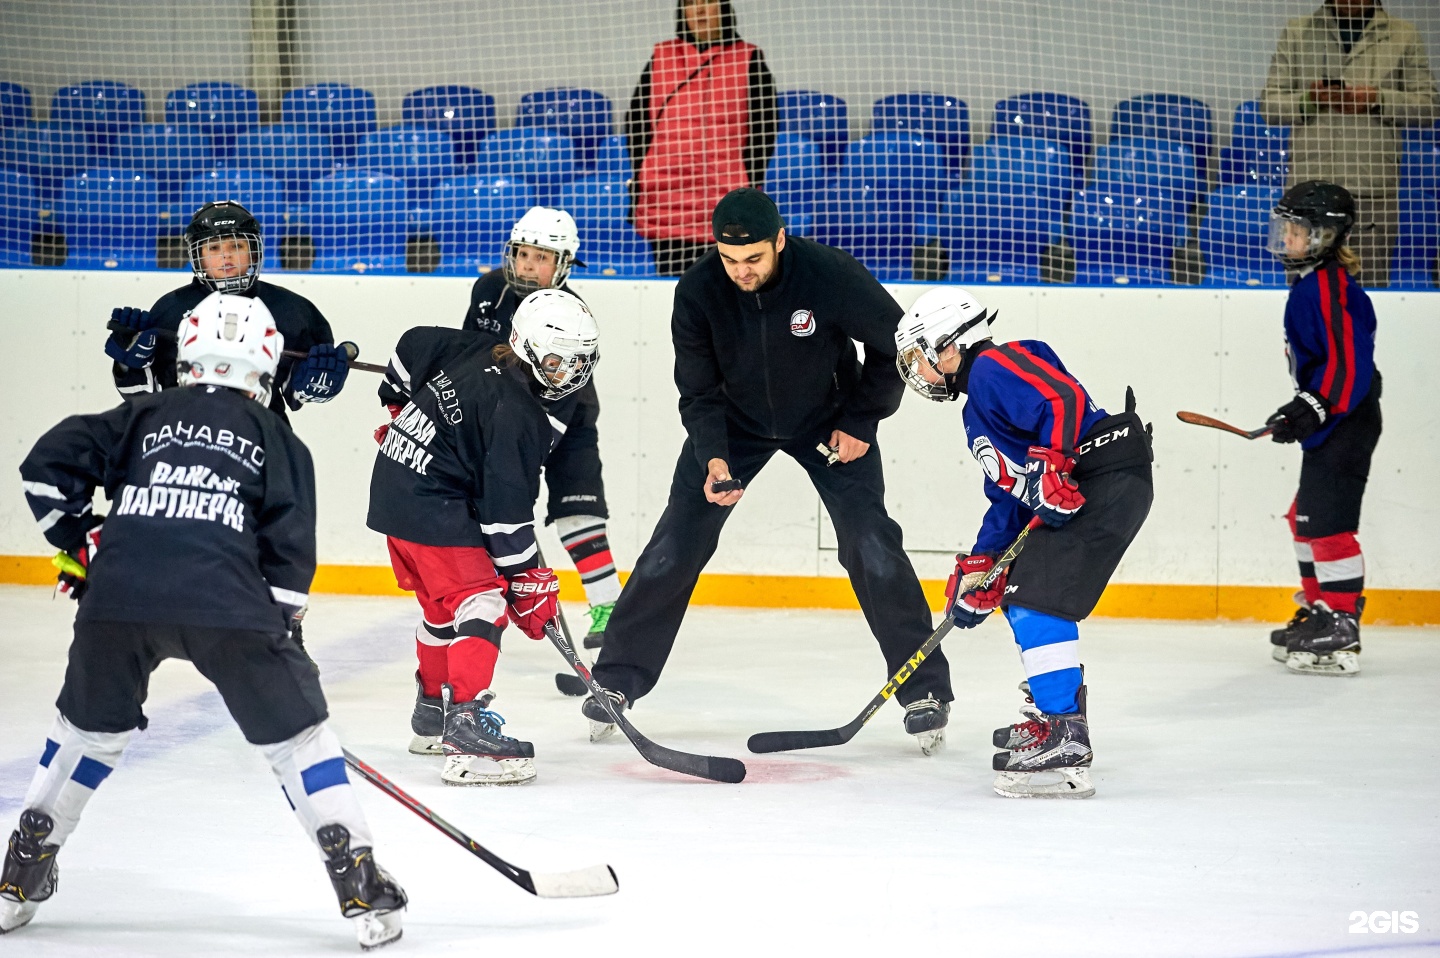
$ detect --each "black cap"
[712,187,785,245]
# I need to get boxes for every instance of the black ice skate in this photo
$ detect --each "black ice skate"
[902,695,949,755]
[1001,672,1088,748]
[317,824,407,951]
[1270,598,1316,662]
[992,712,1095,799]
[440,686,536,785]
[1285,601,1362,677]
[0,809,59,934]
[408,673,443,756]
[581,688,628,743]
[582,601,613,650]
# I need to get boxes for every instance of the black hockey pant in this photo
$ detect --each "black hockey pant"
[593,426,950,705]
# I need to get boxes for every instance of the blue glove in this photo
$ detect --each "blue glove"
[104,307,158,369]
[287,343,350,407]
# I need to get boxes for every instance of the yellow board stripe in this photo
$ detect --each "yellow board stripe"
[2,555,1437,626]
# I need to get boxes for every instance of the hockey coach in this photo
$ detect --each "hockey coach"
[583,188,953,752]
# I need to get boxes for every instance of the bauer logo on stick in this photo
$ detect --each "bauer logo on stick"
[789,309,816,337]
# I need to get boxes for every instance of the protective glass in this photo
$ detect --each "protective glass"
[1266,212,1336,262]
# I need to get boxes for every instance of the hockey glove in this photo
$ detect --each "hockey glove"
[373,404,404,445]
[287,344,350,408]
[1266,391,1327,444]
[505,568,560,640]
[946,553,1006,629]
[103,307,158,370]
[52,522,102,601]
[1023,445,1085,528]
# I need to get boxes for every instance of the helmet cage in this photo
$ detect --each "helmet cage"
[502,240,574,296]
[894,306,994,403]
[189,228,262,294]
[517,339,597,400]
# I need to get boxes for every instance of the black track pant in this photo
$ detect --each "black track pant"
[593,426,949,705]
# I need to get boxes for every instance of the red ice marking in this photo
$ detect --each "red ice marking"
[611,759,847,785]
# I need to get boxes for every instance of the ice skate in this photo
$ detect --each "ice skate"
[440,686,536,785]
[992,711,1095,799]
[581,688,627,743]
[317,824,407,951]
[582,601,614,650]
[1270,595,1315,662]
[0,809,59,934]
[902,695,949,755]
[1285,602,1361,677]
[408,673,444,756]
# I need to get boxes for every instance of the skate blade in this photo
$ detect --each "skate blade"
[1271,645,1290,663]
[407,734,443,756]
[355,908,404,951]
[993,766,1095,799]
[912,728,945,756]
[1285,650,1361,676]
[441,755,536,786]
[0,899,39,934]
[587,719,617,743]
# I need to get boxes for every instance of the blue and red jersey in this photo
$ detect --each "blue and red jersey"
[1283,263,1377,450]
[961,340,1107,554]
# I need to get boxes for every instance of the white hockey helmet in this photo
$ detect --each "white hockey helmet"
[894,286,995,402]
[503,206,583,294]
[176,291,283,403]
[509,288,600,400]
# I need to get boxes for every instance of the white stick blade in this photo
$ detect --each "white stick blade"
[529,865,619,898]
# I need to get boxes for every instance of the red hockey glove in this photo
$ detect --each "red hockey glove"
[505,568,560,640]
[52,522,103,601]
[1023,446,1085,527]
[947,553,1006,629]
[373,404,404,445]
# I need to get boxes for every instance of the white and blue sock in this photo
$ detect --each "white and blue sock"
[19,712,132,847]
[1005,606,1083,715]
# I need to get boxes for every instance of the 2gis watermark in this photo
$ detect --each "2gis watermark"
[1348,910,1420,934]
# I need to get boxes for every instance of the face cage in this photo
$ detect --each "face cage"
[190,230,262,294]
[1266,213,1339,266]
[503,241,573,295]
[896,341,955,402]
[522,343,597,400]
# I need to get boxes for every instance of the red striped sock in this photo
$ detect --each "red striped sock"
[447,637,500,704]
[1311,531,1364,615]
[415,621,452,698]
[1287,500,1320,605]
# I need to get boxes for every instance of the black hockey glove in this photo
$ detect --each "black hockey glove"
[287,344,350,408]
[52,520,103,601]
[1266,391,1328,444]
[103,307,158,370]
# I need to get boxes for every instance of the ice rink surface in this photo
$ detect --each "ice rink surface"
[0,584,1436,957]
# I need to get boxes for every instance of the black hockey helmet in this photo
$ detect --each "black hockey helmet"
[1267,180,1356,270]
[184,200,262,293]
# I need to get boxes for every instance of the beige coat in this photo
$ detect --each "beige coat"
[1260,6,1438,195]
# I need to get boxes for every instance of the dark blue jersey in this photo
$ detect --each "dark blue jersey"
[20,386,316,632]
[961,340,1107,554]
[1283,263,1377,450]
[461,269,579,349]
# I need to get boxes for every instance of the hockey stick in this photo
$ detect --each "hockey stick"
[544,620,747,784]
[1175,410,1274,440]
[535,543,591,696]
[104,318,383,373]
[341,748,618,898]
[747,516,1045,754]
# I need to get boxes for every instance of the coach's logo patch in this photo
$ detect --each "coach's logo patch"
[789,309,816,337]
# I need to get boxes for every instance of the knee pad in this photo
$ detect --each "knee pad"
[453,590,507,646]
[260,722,372,853]
[22,713,132,847]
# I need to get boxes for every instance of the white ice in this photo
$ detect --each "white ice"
[1,585,1437,957]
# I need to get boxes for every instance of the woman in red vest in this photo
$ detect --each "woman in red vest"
[625,0,777,276]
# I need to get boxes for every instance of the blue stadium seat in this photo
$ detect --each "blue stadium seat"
[928,184,1066,284]
[51,81,146,158]
[1066,187,1187,285]
[991,92,1093,177]
[1092,136,1201,205]
[180,169,290,240]
[1400,136,1439,195]
[356,125,458,206]
[1198,184,1285,287]
[1219,100,1290,187]
[234,124,338,205]
[0,168,35,266]
[0,123,88,206]
[1391,190,1439,289]
[164,82,259,161]
[872,93,969,170]
[764,132,829,229]
[517,88,613,168]
[0,82,33,128]
[840,132,950,208]
[556,175,653,276]
[54,168,159,269]
[473,129,579,206]
[402,85,495,167]
[593,134,632,177]
[810,178,915,282]
[431,174,537,274]
[777,91,849,171]
[1109,94,1213,184]
[968,134,1077,201]
[308,171,408,273]
[111,124,215,209]
[281,83,377,157]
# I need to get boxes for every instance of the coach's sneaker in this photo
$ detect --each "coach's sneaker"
[317,824,407,951]
[440,687,536,785]
[408,674,443,756]
[581,688,627,743]
[902,695,950,755]
[0,809,59,934]
[1285,601,1362,677]
[992,712,1095,799]
[582,601,614,650]
[1270,596,1316,662]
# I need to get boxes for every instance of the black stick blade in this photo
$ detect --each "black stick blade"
[747,726,854,753]
[555,672,588,696]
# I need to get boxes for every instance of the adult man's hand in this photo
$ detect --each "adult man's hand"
[827,430,871,464]
[704,458,745,506]
[1339,84,1379,114]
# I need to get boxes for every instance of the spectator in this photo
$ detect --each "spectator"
[1260,0,1439,287]
[625,0,778,276]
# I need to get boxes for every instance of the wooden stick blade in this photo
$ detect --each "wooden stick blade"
[1176,410,1273,440]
